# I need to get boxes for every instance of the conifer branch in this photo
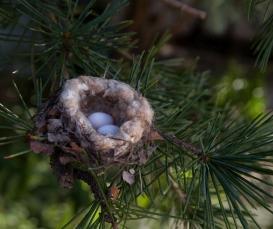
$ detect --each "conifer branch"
[2,1,273,228]
[156,159,187,203]
[152,128,202,157]
[74,169,118,228]
[169,171,187,203]
[162,0,207,20]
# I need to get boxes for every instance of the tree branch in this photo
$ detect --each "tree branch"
[73,169,118,228]
[150,128,202,157]
[162,0,207,20]
[50,150,118,228]
[168,172,187,202]
[157,161,186,203]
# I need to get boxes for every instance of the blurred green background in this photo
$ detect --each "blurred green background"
[0,0,272,228]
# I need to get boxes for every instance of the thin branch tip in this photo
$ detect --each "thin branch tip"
[162,0,207,20]
[153,128,202,156]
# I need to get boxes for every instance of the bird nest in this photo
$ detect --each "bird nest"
[30,76,155,186]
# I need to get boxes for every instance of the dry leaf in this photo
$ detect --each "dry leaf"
[122,170,135,185]
[30,141,54,155]
[109,185,120,201]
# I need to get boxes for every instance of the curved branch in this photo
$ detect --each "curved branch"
[162,0,207,20]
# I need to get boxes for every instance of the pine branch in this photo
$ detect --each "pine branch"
[248,0,273,70]
[74,169,118,227]
[2,1,273,228]
[168,170,187,202]
[50,149,118,228]
[162,0,207,20]
[1,0,134,92]
[157,130,202,157]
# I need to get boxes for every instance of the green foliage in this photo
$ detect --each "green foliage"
[1,0,133,93]
[248,0,273,70]
[216,62,266,118]
[198,113,273,228]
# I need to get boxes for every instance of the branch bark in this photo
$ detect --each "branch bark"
[162,0,207,20]
[157,161,186,203]
[150,128,202,157]
[73,169,118,228]
[50,150,118,228]
[169,172,187,202]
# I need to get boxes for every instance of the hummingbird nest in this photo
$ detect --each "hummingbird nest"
[31,76,154,187]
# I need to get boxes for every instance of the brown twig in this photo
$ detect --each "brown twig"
[164,133,201,156]
[118,50,133,60]
[162,0,207,20]
[169,172,187,202]
[50,150,118,228]
[151,128,202,157]
[157,161,186,203]
[112,222,119,229]
[73,169,118,227]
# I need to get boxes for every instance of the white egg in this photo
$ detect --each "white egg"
[88,112,113,129]
[97,125,119,137]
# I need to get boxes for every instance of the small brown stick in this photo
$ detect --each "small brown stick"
[112,222,119,229]
[169,172,187,202]
[157,160,186,203]
[163,132,201,156]
[118,50,133,60]
[74,169,118,227]
[150,128,202,157]
[50,151,117,227]
[162,0,207,20]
